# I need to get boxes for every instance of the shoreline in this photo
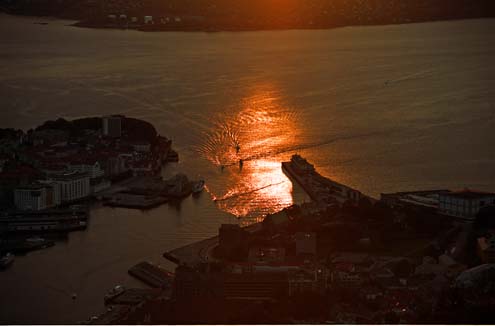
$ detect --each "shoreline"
[2,11,494,33]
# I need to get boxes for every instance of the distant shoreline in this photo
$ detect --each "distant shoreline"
[72,16,495,33]
[3,10,495,33]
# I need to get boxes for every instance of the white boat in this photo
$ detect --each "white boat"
[0,253,14,269]
[104,285,125,304]
[192,180,205,194]
[26,236,45,243]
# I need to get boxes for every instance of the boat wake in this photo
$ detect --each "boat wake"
[213,181,285,202]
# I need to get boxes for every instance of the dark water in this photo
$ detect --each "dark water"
[0,14,494,323]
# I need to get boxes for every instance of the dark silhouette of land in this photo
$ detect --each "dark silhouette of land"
[1,0,494,31]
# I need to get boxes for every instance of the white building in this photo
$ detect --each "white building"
[438,190,495,220]
[69,160,105,179]
[144,16,153,24]
[14,184,49,211]
[48,172,91,203]
[102,115,122,138]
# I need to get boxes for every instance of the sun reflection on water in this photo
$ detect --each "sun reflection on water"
[198,84,302,223]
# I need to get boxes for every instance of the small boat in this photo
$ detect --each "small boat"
[0,253,14,269]
[104,285,125,304]
[26,236,45,243]
[192,180,205,194]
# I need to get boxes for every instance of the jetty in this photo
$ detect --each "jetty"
[282,154,367,204]
[104,194,167,210]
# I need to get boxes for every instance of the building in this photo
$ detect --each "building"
[218,224,247,259]
[438,189,495,220]
[14,182,61,211]
[295,232,317,257]
[48,172,90,203]
[14,184,49,211]
[380,190,450,211]
[131,142,151,153]
[69,160,105,179]
[477,231,495,263]
[102,115,122,138]
[248,247,285,264]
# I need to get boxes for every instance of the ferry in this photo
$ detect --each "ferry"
[0,253,14,269]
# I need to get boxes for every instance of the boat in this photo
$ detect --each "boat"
[0,253,14,269]
[192,180,205,194]
[104,285,125,304]
[26,236,45,243]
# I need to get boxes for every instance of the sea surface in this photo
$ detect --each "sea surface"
[0,14,494,323]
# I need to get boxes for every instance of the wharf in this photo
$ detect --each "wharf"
[281,161,319,202]
[0,239,54,254]
[128,262,174,288]
[104,194,167,210]
[0,215,87,234]
[282,155,368,204]
[3,206,89,220]
[164,235,219,266]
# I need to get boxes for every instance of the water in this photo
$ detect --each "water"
[0,14,494,323]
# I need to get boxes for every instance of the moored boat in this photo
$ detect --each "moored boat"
[192,180,205,194]
[0,253,14,269]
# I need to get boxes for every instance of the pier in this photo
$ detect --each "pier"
[282,154,366,204]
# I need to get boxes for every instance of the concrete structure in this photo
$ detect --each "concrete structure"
[102,115,122,138]
[48,172,91,203]
[438,190,495,220]
[14,184,49,211]
[14,182,62,211]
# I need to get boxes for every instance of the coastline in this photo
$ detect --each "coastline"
[2,11,495,33]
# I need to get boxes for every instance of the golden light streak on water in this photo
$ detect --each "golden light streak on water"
[199,84,302,221]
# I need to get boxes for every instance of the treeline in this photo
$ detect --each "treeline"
[1,0,494,29]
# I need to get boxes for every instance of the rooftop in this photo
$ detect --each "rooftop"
[443,189,495,199]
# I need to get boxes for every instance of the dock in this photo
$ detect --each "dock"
[282,154,367,204]
[281,161,320,202]
[128,262,174,288]
[104,194,168,210]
